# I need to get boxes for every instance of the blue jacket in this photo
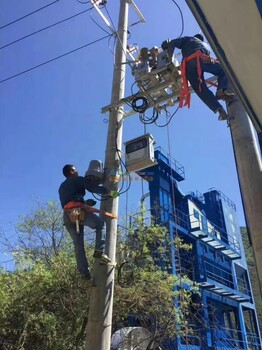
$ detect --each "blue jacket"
[59,176,107,208]
[168,36,210,58]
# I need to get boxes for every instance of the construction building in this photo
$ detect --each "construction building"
[136,146,262,350]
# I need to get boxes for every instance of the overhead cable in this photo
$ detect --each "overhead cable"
[170,0,184,38]
[0,0,60,30]
[77,0,91,3]
[104,4,133,66]
[0,8,93,50]
[0,34,111,84]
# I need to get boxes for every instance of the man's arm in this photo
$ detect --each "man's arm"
[162,36,188,57]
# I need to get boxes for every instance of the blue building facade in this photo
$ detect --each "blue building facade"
[140,147,261,350]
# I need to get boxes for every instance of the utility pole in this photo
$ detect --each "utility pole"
[85,1,129,349]
[228,96,262,296]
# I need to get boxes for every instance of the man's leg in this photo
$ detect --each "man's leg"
[202,61,228,91]
[186,66,222,112]
[201,62,234,100]
[83,213,110,263]
[64,213,91,278]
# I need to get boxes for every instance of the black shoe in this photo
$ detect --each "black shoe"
[93,250,111,264]
[216,89,235,101]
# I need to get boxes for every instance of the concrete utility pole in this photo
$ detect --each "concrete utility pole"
[85,1,129,349]
[228,96,262,296]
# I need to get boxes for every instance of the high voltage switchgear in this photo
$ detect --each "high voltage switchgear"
[130,46,182,112]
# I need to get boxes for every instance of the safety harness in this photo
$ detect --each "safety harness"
[179,50,217,109]
[64,201,117,233]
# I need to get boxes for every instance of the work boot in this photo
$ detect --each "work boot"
[81,268,92,280]
[93,250,111,264]
[216,89,235,101]
[216,107,228,121]
[80,268,94,286]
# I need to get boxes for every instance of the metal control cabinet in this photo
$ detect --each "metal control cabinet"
[124,134,157,172]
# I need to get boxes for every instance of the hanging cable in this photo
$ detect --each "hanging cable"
[131,96,149,113]
[139,108,159,124]
[108,34,117,56]
[92,118,132,202]
[130,81,139,96]
[104,4,116,29]
[154,105,179,127]
[89,7,112,35]
[0,34,112,84]
[115,133,132,195]
[104,3,133,67]
[0,0,60,30]
[170,0,184,38]
[0,8,93,50]
[166,117,185,296]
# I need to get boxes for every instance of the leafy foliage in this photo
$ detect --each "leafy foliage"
[113,213,199,346]
[0,253,92,350]
[0,202,198,349]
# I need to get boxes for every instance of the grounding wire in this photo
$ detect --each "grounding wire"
[0,0,60,30]
[0,8,93,50]
[0,34,111,84]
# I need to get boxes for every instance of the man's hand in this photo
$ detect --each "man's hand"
[161,39,171,51]
[84,199,97,206]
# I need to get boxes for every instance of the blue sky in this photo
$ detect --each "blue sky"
[0,0,245,269]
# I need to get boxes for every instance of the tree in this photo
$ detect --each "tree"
[0,202,198,349]
[0,201,65,268]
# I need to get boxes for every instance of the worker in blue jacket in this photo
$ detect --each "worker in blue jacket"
[162,34,234,121]
[59,164,112,280]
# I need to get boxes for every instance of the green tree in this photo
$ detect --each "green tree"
[0,202,198,349]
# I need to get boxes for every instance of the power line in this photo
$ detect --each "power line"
[0,8,93,50]
[77,0,91,3]
[0,34,111,84]
[0,0,60,30]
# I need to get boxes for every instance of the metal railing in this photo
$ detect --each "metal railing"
[208,188,237,211]
[204,259,234,289]
[204,259,251,297]
[212,326,261,350]
[154,146,185,179]
[189,212,241,254]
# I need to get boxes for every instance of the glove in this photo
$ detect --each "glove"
[161,39,171,51]
[84,199,97,206]
[109,190,119,198]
